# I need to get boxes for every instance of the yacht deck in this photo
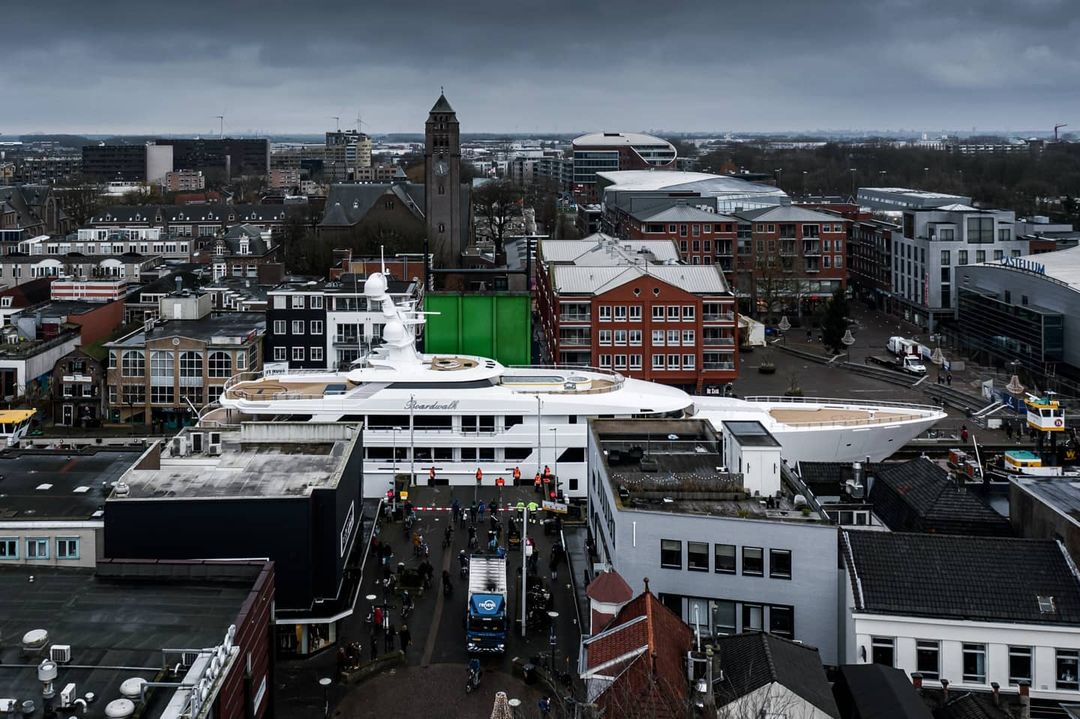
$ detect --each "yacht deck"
[226,379,346,400]
[769,407,919,427]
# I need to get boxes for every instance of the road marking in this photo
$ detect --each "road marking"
[421,533,454,667]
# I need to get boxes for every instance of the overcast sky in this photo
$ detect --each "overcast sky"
[3,0,1078,136]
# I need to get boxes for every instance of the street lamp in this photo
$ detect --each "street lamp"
[318,677,332,719]
[774,168,783,189]
[392,426,401,476]
[778,315,791,335]
[508,698,522,719]
[841,329,856,362]
[547,610,560,674]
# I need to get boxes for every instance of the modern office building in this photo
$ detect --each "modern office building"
[104,422,364,655]
[324,130,372,182]
[572,132,677,200]
[587,418,840,663]
[158,138,270,178]
[892,204,1027,330]
[955,248,1076,376]
[856,188,972,212]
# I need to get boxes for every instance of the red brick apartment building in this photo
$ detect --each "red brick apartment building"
[536,235,738,393]
[613,202,738,270]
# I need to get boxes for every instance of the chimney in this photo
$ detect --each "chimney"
[990,682,1000,707]
[175,275,183,294]
[1019,681,1030,719]
[940,678,949,702]
[911,673,923,692]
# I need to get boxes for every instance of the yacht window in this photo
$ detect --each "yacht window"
[569,478,579,491]
[479,416,495,433]
[558,448,585,463]
[478,448,495,461]
[504,415,523,429]
[367,447,394,460]
[433,448,453,460]
[414,415,452,430]
[461,448,477,461]
[414,447,433,461]
[506,448,531,461]
[367,415,409,429]
[462,416,478,432]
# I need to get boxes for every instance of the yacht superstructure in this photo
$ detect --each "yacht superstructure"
[213,272,946,499]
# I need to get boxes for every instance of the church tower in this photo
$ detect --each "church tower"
[425,92,462,268]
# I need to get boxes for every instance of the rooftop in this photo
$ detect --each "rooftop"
[0,449,141,521]
[551,263,729,295]
[573,132,675,149]
[712,632,839,718]
[598,170,785,200]
[868,457,1011,536]
[834,664,933,719]
[106,312,264,348]
[0,560,269,719]
[591,419,825,521]
[842,529,1080,624]
[540,234,681,265]
[969,244,1080,293]
[113,423,360,500]
[722,420,781,447]
[632,204,736,224]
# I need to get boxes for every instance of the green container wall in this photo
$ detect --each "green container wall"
[423,293,532,366]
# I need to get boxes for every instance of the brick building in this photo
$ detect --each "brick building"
[536,235,738,393]
[614,202,739,270]
[50,348,106,427]
[88,204,297,238]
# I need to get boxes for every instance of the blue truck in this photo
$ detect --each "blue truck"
[466,554,508,653]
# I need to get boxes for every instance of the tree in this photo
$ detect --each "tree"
[473,179,522,255]
[820,288,849,354]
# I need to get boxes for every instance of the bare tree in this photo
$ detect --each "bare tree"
[473,179,522,255]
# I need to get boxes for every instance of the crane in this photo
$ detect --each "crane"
[331,116,340,132]
[215,115,224,138]
[1055,123,1068,142]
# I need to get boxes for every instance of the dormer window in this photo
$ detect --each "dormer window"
[1039,595,1056,614]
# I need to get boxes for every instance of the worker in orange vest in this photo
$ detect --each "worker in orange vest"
[495,476,505,487]
[542,465,551,480]
[475,468,483,483]
[534,472,542,493]
[512,466,521,482]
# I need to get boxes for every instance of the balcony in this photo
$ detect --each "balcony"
[703,361,736,371]
[703,311,735,322]
[559,333,592,348]
[703,336,735,347]
[805,261,821,273]
[802,241,821,256]
[779,241,797,257]
[559,313,591,324]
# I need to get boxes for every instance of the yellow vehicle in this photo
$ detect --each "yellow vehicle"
[0,409,35,446]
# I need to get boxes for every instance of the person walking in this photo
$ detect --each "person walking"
[384,623,396,653]
[373,605,384,633]
[549,553,559,582]
[538,696,552,717]
[946,372,953,386]
[961,425,969,443]
[399,624,411,654]
[534,472,542,494]
[477,500,486,521]
[369,627,378,661]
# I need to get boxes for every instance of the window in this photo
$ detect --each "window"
[150,386,174,404]
[599,354,612,368]
[711,600,736,636]
[291,320,304,335]
[687,542,709,571]
[652,306,665,321]
[667,354,680,369]
[769,549,792,579]
[1058,650,1079,691]
[667,329,680,346]
[958,250,968,265]
[742,546,763,576]
[273,347,287,361]
[208,351,232,378]
[714,544,736,574]
[1009,646,1032,686]
[769,606,793,639]
[273,320,286,335]
[660,539,682,569]
[871,637,895,667]
[311,295,323,309]
[614,306,627,322]
[629,330,642,346]
[742,604,763,631]
[963,644,987,684]
[599,330,612,346]
[0,538,16,559]
[629,354,642,369]
[652,330,664,346]
[835,255,843,269]
[614,354,627,370]
[291,294,305,309]
[683,306,695,321]
[682,330,695,344]
[310,320,324,335]
[941,250,951,265]
[614,330,627,345]
[26,538,48,559]
[121,350,145,377]
[668,305,680,320]
[652,355,664,369]
[629,306,642,321]
[917,641,940,681]
[56,537,80,560]
[599,306,612,322]
[682,354,695,369]
[976,250,986,264]
[998,228,1012,242]
[179,351,202,378]
[122,385,145,405]
[150,351,173,378]
[292,346,305,362]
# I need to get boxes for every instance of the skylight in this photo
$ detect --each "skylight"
[1038,595,1056,614]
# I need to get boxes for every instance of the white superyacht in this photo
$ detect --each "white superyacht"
[212,272,945,499]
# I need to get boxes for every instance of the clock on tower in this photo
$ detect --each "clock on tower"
[424,93,462,269]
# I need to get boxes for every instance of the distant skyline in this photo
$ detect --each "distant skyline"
[3,0,1078,136]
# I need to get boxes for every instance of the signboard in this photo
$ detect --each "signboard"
[399,490,409,501]
[340,500,356,557]
[542,500,568,514]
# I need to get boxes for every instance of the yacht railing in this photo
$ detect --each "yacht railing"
[769,413,926,428]
[742,395,942,412]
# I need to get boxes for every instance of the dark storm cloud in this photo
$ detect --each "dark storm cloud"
[3,0,1078,134]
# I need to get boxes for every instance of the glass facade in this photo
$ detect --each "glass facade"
[957,288,1064,366]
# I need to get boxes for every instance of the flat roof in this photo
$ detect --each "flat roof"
[115,424,359,499]
[1013,476,1080,524]
[0,449,142,521]
[591,419,823,521]
[106,312,265,348]
[0,561,265,719]
[968,244,1080,293]
[572,132,674,148]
